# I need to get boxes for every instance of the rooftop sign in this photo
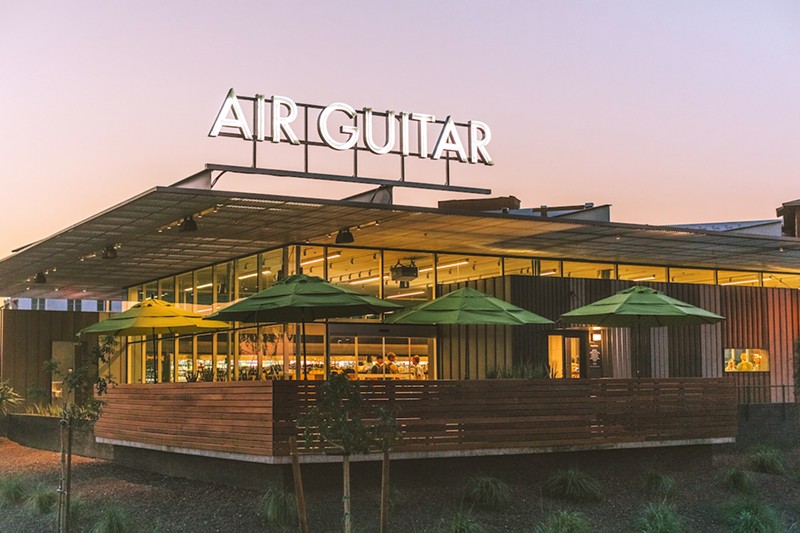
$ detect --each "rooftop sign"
[207,89,493,195]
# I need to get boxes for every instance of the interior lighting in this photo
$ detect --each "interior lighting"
[335,228,355,244]
[632,275,657,282]
[34,272,47,284]
[102,246,118,260]
[301,252,342,266]
[720,277,768,286]
[179,216,198,232]
[386,291,426,299]
[539,269,558,276]
[349,275,388,285]
[237,269,272,280]
[418,260,469,273]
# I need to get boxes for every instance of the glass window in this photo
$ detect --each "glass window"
[159,277,175,303]
[127,286,142,309]
[214,262,234,310]
[668,268,716,285]
[617,264,667,283]
[235,255,259,301]
[536,259,561,277]
[196,333,214,381]
[216,333,231,381]
[177,335,193,382]
[563,261,616,280]
[763,273,800,289]
[260,249,283,291]
[195,268,213,314]
[143,281,158,300]
[298,245,327,278]
[329,248,381,299]
[504,258,534,276]
[436,254,502,285]
[176,272,193,310]
[384,251,434,301]
[724,348,769,372]
[718,271,761,287]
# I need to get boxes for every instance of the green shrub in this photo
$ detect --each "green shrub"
[635,502,683,533]
[258,484,297,529]
[0,475,28,506]
[719,467,755,494]
[26,484,57,515]
[643,471,675,498]
[722,497,783,533]
[25,403,63,417]
[533,509,592,533]
[439,509,486,533]
[0,380,22,414]
[91,506,131,533]
[542,468,602,502]
[463,475,512,511]
[70,496,88,527]
[747,446,787,476]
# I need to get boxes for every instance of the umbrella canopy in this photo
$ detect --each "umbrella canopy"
[79,298,231,336]
[386,286,553,325]
[208,274,403,323]
[559,286,725,327]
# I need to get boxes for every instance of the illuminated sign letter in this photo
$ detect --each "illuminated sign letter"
[363,108,396,155]
[318,103,359,150]
[209,88,252,140]
[468,120,493,165]
[255,94,266,141]
[398,112,411,156]
[410,113,435,158]
[271,95,300,145]
[431,116,467,162]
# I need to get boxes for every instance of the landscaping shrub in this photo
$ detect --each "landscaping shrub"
[90,506,131,533]
[635,502,684,533]
[0,475,28,506]
[533,509,592,533]
[747,445,787,476]
[643,471,675,498]
[439,509,486,533]
[722,497,783,533]
[463,475,512,511]
[70,496,88,527]
[258,484,297,529]
[719,468,755,494]
[26,484,57,515]
[542,468,602,502]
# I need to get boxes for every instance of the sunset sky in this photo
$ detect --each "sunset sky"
[1,1,798,258]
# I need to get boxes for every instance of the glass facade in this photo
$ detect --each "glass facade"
[122,243,800,384]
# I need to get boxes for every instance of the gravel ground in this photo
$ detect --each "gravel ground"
[0,437,799,532]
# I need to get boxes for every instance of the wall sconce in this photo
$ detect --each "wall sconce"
[591,330,602,343]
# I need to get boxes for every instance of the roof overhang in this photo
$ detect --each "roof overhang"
[2,184,800,300]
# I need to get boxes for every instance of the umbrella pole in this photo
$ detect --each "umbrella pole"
[302,321,308,380]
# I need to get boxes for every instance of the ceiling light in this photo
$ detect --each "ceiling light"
[632,275,657,282]
[301,252,342,266]
[102,246,118,260]
[418,260,469,273]
[34,272,47,284]
[349,275,388,285]
[179,216,198,232]
[539,269,558,276]
[335,228,354,244]
[386,290,426,299]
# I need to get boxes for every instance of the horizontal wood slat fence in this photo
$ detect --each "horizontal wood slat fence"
[95,378,737,459]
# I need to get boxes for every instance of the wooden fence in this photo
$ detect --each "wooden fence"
[95,378,737,459]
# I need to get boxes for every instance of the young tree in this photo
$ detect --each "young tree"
[300,374,401,533]
[47,334,117,533]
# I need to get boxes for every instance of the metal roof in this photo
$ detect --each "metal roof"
[2,184,800,300]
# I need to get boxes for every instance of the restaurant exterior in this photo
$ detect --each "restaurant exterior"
[1,91,797,464]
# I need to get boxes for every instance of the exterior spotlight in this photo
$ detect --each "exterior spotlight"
[335,228,354,244]
[34,272,47,284]
[179,215,198,232]
[102,245,118,260]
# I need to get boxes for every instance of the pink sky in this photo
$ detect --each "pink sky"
[1,1,799,258]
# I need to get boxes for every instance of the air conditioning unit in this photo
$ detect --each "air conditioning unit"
[391,261,418,284]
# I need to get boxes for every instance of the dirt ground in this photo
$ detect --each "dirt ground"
[0,437,798,532]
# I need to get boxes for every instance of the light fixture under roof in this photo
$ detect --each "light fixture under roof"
[335,228,354,244]
[179,215,198,232]
[102,245,118,260]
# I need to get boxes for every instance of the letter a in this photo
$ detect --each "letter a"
[208,89,253,140]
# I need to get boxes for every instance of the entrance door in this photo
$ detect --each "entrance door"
[547,333,585,379]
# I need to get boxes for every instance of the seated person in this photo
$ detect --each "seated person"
[370,354,385,374]
[736,352,754,372]
[386,352,400,374]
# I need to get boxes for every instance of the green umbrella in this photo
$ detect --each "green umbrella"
[386,286,553,378]
[559,285,725,376]
[209,274,403,378]
[78,298,230,382]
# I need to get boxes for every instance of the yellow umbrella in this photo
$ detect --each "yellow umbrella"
[79,298,230,382]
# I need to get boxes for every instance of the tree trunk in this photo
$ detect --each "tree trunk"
[289,437,309,533]
[58,420,66,533]
[380,449,390,533]
[343,454,352,533]
[65,423,73,533]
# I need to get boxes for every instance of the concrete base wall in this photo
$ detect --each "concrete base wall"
[737,404,799,449]
[7,414,115,461]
